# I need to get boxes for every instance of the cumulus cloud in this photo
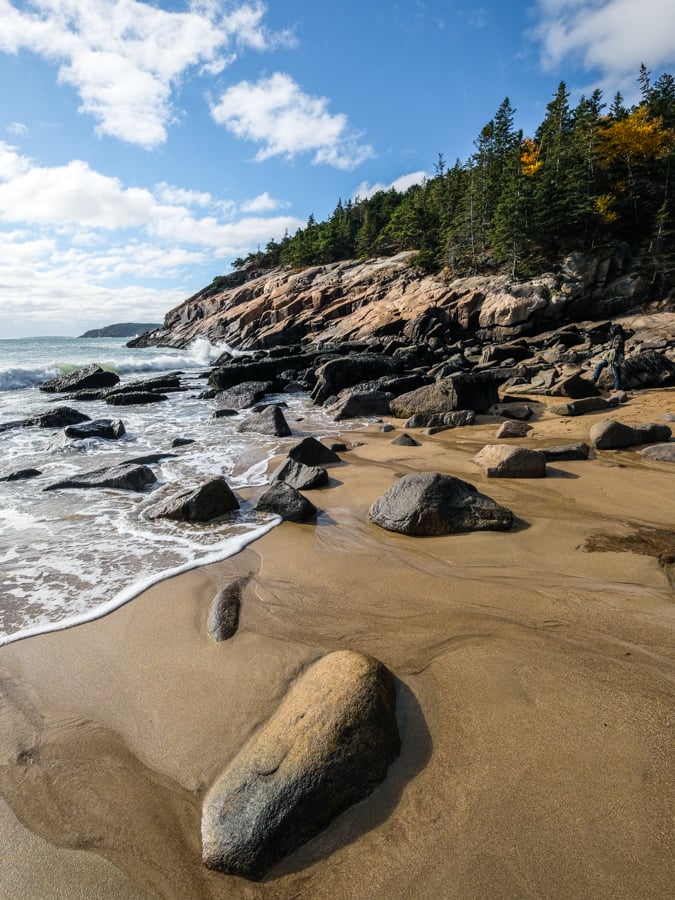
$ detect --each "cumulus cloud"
[0,141,304,334]
[352,170,429,200]
[532,0,675,93]
[210,72,374,169]
[0,0,288,148]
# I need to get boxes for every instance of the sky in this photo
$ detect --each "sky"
[1,0,675,338]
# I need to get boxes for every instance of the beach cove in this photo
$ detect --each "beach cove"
[0,386,673,899]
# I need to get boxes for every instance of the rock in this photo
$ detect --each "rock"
[548,373,599,399]
[641,443,675,462]
[201,650,399,879]
[404,410,475,429]
[495,421,532,438]
[215,381,272,410]
[213,409,238,418]
[171,438,195,447]
[207,578,247,641]
[329,390,393,421]
[472,445,547,477]
[27,407,91,429]
[662,413,675,422]
[64,419,126,440]
[270,459,329,490]
[552,396,619,416]
[255,482,317,522]
[501,403,533,421]
[39,364,120,393]
[105,392,168,405]
[0,468,42,482]
[390,372,500,418]
[147,477,239,521]
[44,463,156,492]
[329,442,348,453]
[123,452,178,466]
[541,442,590,461]
[369,472,513,535]
[621,350,675,389]
[311,354,400,405]
[288,437,341,466]
[391,433,421,447]
[590,419,673,450]
[237,405,292,437]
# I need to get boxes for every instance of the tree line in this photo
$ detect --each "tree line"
[225,65,675,296]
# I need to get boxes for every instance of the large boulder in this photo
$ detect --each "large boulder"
[404,410,475,429]
[26,407,91,429]
[237,404,292,437]
[147,476,239,521]
[311,354,400,405]
[390,373,500,418]
[590,419,672,450]
[215,381,272,410]
[472,445,547,478]
[541,442,590,461]
[255,482,317,522]
[39,364,120,393]
[201,650,400,879]
[552,396,619,417]
[44,463,156,492]
[641,443,675,462]
[329,390,393,421]
[548,373,600,399]
[105,391,168,405]
[369,472,513,535]
[620,350,675,389]
[64,419,126,440]
[270,458,329,490]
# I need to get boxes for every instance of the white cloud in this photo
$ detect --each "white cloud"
[210,72,374,170]
[0,0,288,148]
[352,170,428,200]
[532,0,675,94]
[240,191,282,212]
[6,122,28,136]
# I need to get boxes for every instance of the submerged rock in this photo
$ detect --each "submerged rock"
[0,468,42,482]
[369,472,513,535]
[201,650,400,879]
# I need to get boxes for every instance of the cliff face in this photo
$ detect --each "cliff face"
[130,246,666,351]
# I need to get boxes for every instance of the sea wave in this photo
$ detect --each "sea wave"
[0,338,242,391]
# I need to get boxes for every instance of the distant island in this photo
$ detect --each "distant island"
[79,323,161,339]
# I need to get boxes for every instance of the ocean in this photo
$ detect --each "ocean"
[0,336,346,646]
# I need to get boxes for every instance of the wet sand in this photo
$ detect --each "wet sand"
[1,388,674,899]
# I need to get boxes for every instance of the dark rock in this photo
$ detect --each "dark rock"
[311,354,401,405]
[237,405,292,437]
[552,396,619,417]
[201,650,399,879]
[548,373,600,399]
[495,420,532,438]
[64,419,126,440]
[0,468,42,482]
[208,355,317,392]
[171,438,195,447]
[105,392,168,405]
[207,578,247,641]
[329,443,348,453]
[213,409,238,418]
[124,453,178,466]
[288,437,341,466]
[369,472,513,535]
[641,443,675,462]
[472,445,547,477]
[590,419,672,450]
[390,372,500,418]
[270,459,329,490]
[215,381,272,410]
[404,410,475,429]
[147,477,240,521]
[197,389,217,400]
[501,403,533,421]
[255,482,317,522]
[106,373,183,395]
[620,350,675,389]
[44,463,156,492]
[27,407,91,429]
[329,390,393,421]
[39,364,120,394]
[541,442,590,461]
[391,433,421,447]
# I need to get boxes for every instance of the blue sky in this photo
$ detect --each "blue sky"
[1,0,674,338]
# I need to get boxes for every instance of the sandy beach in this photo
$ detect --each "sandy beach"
[1,387,673,899]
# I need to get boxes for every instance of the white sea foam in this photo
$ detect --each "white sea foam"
[0,365,62,391]
[0,518,279,647]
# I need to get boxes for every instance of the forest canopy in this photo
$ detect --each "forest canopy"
[226,66,675,297]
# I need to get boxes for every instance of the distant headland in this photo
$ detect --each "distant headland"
[79,322,161,339]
